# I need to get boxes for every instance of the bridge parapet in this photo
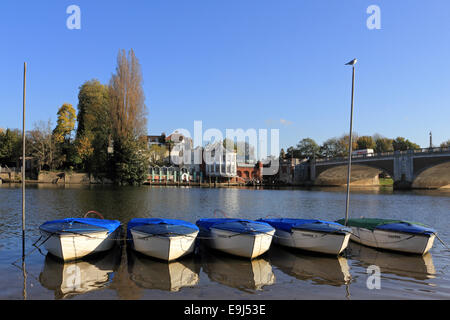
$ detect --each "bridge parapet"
[314,147,450,165]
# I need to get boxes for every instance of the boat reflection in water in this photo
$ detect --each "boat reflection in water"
[347,242,436,280]
[39,247,121,299]
[127,250,200,292]
[268,246,351,286]
[201,246,275,292]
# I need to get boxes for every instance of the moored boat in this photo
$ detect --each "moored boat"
[196,218,275,259]
[258,218,351,255]
[336,218,436,255]
[39,214,121,261]
[127,218,199,261]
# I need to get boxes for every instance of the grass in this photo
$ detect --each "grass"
[379,178,394,186]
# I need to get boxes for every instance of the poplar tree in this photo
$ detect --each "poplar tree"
[108,49,149,185]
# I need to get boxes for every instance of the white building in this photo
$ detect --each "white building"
[204,142,237,178]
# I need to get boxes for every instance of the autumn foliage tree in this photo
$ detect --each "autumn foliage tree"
[53,103,77,144]
[52,103,77,168]
[108,49,149,185]
[356,136,376,150]
[109,49,147,141]
[74,79,112,173]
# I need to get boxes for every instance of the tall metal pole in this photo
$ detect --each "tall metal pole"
[344,63,356,226]
[22,62,27,256]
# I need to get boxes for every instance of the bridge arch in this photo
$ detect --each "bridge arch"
[314,163,393,186]
[412,160,450,189]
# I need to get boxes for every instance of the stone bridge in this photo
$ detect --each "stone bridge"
[306,148,450,189]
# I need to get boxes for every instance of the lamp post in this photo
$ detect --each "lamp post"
[344,58,357,226]
[22,62,27,256]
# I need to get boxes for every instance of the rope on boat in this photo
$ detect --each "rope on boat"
[435,233,450,251]
[83,210,105,219]
[11,233,53,266]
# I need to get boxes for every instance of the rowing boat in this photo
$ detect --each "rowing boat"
[39,217,121,261]
[127,218,199,261]
[336,218,436,255]
[196,218,275,259]
[258,218,351,255]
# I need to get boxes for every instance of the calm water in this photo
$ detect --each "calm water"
[0,184,449,300]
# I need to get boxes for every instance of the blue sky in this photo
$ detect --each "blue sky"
[1,0,450,150]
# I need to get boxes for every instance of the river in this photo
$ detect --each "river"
[0,184,449,299]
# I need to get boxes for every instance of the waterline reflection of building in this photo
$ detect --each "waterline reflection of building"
[127,250,200,292]
[201,247,275,292]
[39,248,121,299]
[268,246,351,286]
[347,242,436,280]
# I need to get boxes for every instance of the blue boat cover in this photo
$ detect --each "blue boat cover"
[196,218,274,234]
[258,218,350,234]
[375,222,435,235]
[40,218,121,234]
[127,218,198,239]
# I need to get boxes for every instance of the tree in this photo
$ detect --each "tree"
[51,103,77,169]
[53,103,77,144]
[223,138,237,152]
[320,137,347,158]
[338,134,358,156]
[112,138,149,185]
[279,148,286,159]
[75,135,94,163]
[26,120,57,171]
[285,146,301,159]
[75,80,112,172]
[149,144,168,165]
[440,140,450,148]
[374,136,394,154]
[76,79,110,139]
[392,137,420,151]
[108,49,149,184]
[296,138,320,159]
[109,49,147,141]
[356,136,375,150]
[0,128,22,165]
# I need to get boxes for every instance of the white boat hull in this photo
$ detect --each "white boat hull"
[40,229,119,261]
[348,226,435,255]
[203,227,275,259]
[131,229,198,261]
[273,228,351,255]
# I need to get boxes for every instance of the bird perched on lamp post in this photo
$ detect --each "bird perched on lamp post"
[345,58,357,66]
